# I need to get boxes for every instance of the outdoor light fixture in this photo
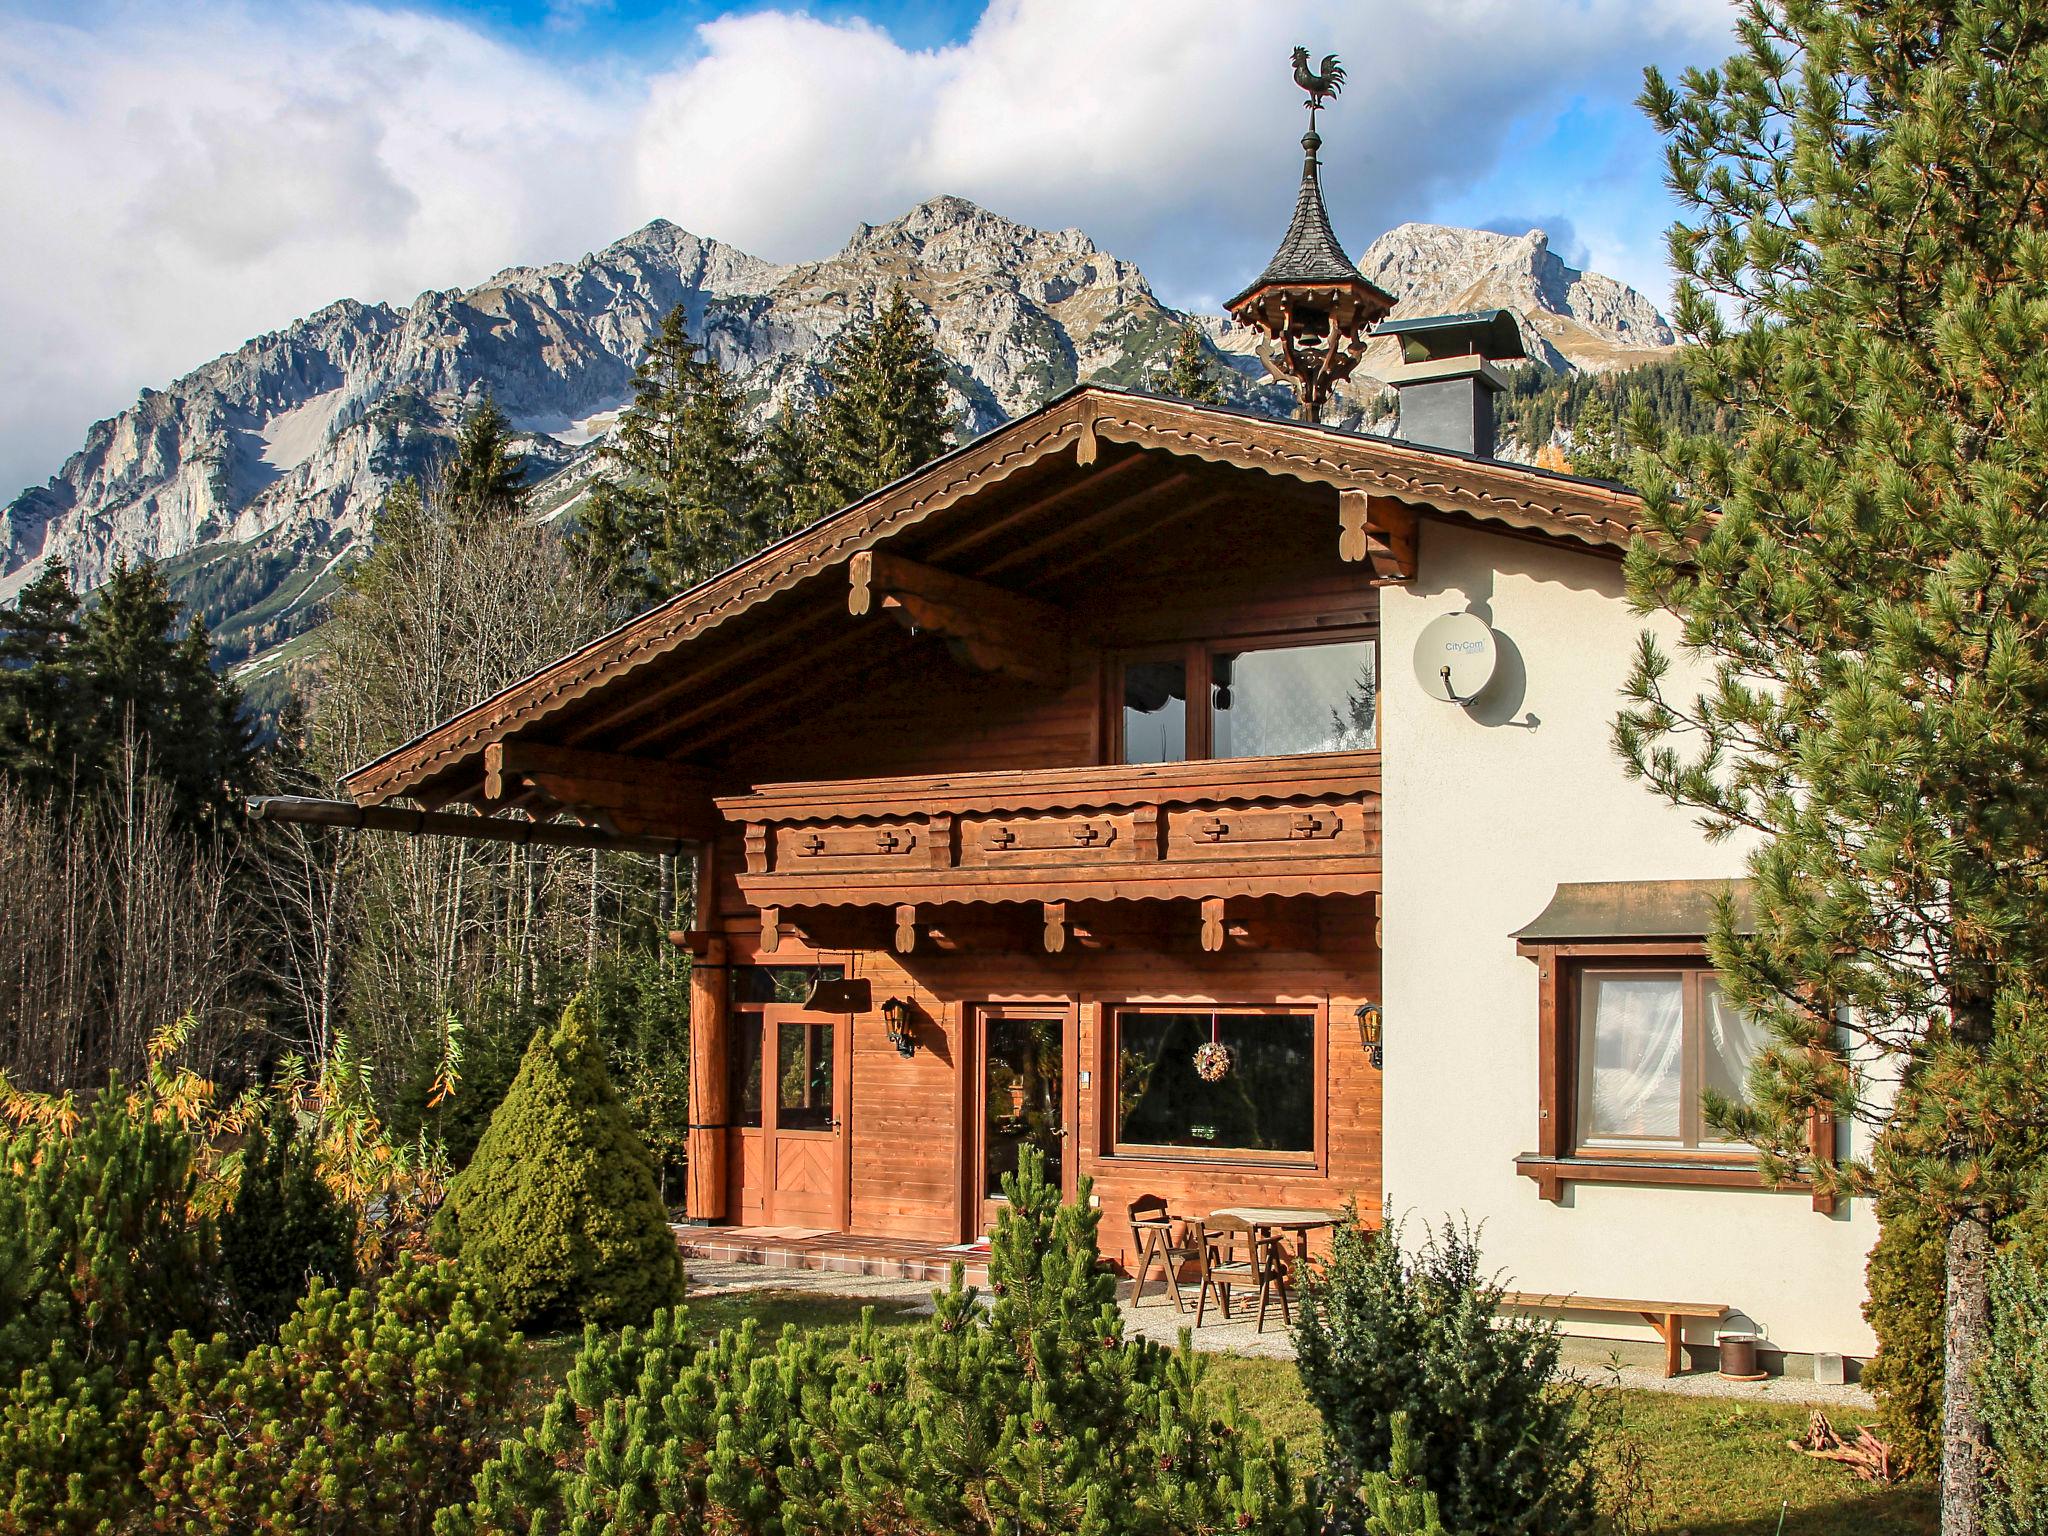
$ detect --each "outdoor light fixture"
[882,996,919,1059]
[1355,1003,1383,1070]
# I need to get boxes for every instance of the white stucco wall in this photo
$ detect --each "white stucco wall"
[1378,520,1877,1357]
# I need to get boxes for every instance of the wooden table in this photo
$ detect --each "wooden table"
[1209,1206,1345,1268]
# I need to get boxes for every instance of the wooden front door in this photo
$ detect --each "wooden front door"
[761,1004,847,1229]
[975,1006,1073,1236]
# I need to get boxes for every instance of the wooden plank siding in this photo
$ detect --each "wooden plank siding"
[715,909,1382,1267]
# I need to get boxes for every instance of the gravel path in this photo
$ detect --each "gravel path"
[685,1261,1875,1406]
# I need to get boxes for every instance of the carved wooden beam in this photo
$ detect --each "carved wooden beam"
[484,741,719,841]
[848,550,1070,688]
[1338,490,1418,584]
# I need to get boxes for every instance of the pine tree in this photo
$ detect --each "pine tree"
[1982,1232,2048,1536]
[816,287,954,508]
[0,562,85,799]
[1623,9,2048,1532]
[1154,324,1226,405]
[759,401,838,533]
[1357,1414,1464,1536]
[433,994,684,1329]
[218,1102,358,1345]
[1561,391,1624,481]
[572,304,770,609]
[441,395,526,524]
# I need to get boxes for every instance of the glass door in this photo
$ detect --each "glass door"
[761,1003,844,1229]
[977,1008,1069,1236]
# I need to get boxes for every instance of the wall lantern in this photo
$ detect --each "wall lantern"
[881,997,919,1059]
[1355,1003,1383,1070]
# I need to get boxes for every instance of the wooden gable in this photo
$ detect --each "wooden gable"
[341,384,1641,821]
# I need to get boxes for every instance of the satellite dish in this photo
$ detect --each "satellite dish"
[1413,612,1498,704]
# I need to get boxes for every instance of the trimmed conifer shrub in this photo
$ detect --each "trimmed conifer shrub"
[1983,1231,2048,1536]
[1294,1211,1594,1536]
[433,994,684,1329]
[140,1254,519,1534]
[1862,1197,1948,1475]
[219,1101,358,1344]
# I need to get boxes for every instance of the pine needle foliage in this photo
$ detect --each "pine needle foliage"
[816,286,956,508]
[1358,1413,1468,1536]
[572,304,772,609]
[218,1101,358,1346]
[445,1146,1310,1536]
[1620,7,2048,1526]
[140,1255,520,1535]
[0,1086,220,1534]
[433,994,684,1330]
[440,395,527,525]
[1154,324,1227,405]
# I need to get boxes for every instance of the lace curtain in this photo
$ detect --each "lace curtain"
[1584,975,1684,1138]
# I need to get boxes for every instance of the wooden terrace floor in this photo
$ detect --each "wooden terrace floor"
[675,1225,991,1285]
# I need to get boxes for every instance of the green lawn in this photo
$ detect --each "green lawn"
[520,1291,1938,1536]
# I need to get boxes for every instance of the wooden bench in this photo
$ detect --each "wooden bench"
[1500,1292,1730,1377]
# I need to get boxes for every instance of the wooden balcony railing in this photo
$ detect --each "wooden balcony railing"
[716,752,1381,914]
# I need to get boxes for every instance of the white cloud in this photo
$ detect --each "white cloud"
[0,0,1736,502]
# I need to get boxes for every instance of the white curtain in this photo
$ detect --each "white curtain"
[1700,978,1771,1139]
[1584,975,1684,1139]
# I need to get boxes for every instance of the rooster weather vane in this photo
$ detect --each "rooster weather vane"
[1224,48,1392,422]
[1292,47,1346,130]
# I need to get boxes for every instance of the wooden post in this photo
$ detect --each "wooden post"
[684,845,730,1224]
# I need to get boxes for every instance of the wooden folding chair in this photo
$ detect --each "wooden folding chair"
[1195,1215,1293,1332]
[1128,1194,1198,1310]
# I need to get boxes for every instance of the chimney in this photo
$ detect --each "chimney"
[1376,309,1526,457]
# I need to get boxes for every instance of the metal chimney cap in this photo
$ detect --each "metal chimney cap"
[1376,309,1527,363]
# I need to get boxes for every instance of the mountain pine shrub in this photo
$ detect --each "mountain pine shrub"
[140,1254,519,1534]
[219,1101,358,1345]
[433,993,685,1329]
[0,1086,220,1534]
[1357,1413,1467,1536]
[445,1146,1309,1536]
[1294,1212,1594,1536]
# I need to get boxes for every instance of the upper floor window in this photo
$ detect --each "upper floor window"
[1115,634,1376,764]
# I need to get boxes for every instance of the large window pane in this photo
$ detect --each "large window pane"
[1114,1011,1314,1154]
[729,1014,763,1129]
[1581,974,1684,1141]
[984,1014,1063,1199]
[1212,639,1376,758]
[1700,978,1769,1145]
[776,1021,835,1131]
[1121,658,1187,763]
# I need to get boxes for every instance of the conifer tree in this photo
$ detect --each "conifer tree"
[759,401,838,532]
[218,1102,358,1345]
[433,994,684,1329]
[1622,8,2048,1531]
[816,287,955,508]
[1155,324,1226,405]
[572,304,770,609]
[0,562,85,799]
[441,395,526,524]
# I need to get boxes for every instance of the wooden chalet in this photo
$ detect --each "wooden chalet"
[301,77,1878,1364]
[339,384,1639,1265]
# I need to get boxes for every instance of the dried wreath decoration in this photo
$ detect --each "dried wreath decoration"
[1192,1040,1234,1083]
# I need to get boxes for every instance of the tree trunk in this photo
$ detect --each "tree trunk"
[1941,1208,1996,1536]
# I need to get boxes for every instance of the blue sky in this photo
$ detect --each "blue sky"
[0,0,1740,499]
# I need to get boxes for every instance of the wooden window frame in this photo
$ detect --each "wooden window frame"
[1107,627,1379,767]
[1104,1002,1325,1169]
[1516,940,1834,1212]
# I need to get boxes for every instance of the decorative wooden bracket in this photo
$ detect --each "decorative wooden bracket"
[1337,490,1418,585]
[894,904,918,955]
[1043,901,1068,954]
[848,550,1070,688]
[1200,897,1226,953]
[484,741,719,841]
[760,906,782,953]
